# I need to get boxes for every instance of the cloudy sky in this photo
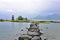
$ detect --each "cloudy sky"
[0,0,60,19]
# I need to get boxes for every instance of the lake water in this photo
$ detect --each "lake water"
[0,22,60,40]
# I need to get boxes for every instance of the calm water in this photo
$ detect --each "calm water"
[0,22,60,40]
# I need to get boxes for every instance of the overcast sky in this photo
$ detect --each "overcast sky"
[0,0,60,19]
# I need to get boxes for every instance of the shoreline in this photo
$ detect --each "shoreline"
[0,20,60,24]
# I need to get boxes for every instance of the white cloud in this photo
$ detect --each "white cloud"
[0,0,50,13]
[0,0,57,18]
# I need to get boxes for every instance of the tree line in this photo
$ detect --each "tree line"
[16,16,27,20]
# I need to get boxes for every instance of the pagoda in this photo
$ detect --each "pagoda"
[11,15,14,22]
[18,23,42,40]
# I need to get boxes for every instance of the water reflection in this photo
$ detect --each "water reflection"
[11,22,15,27]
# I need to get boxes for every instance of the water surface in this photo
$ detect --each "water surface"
[0,22,60,40]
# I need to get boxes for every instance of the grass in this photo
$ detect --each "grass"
[14,20,30,23]
[33,21,50,24]
[0,20,30,23]
[0,20,60,24]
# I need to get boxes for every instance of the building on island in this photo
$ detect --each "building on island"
[11,15,14,21]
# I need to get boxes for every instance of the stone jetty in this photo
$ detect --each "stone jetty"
[18,23,42,40]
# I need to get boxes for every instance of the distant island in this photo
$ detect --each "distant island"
[0,15,60,24]
[0,15,29,22]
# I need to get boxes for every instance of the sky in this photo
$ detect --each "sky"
[0,0,60,19]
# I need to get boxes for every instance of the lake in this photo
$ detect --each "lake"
[0,22,60,40]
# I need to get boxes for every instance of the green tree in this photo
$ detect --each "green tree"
[17,16,23,20]
[25,18,27,20]
[0,19,4,21]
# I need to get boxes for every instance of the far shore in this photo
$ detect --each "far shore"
[0,20,60,24]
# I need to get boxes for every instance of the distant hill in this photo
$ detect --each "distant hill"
[34,14,60,20]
